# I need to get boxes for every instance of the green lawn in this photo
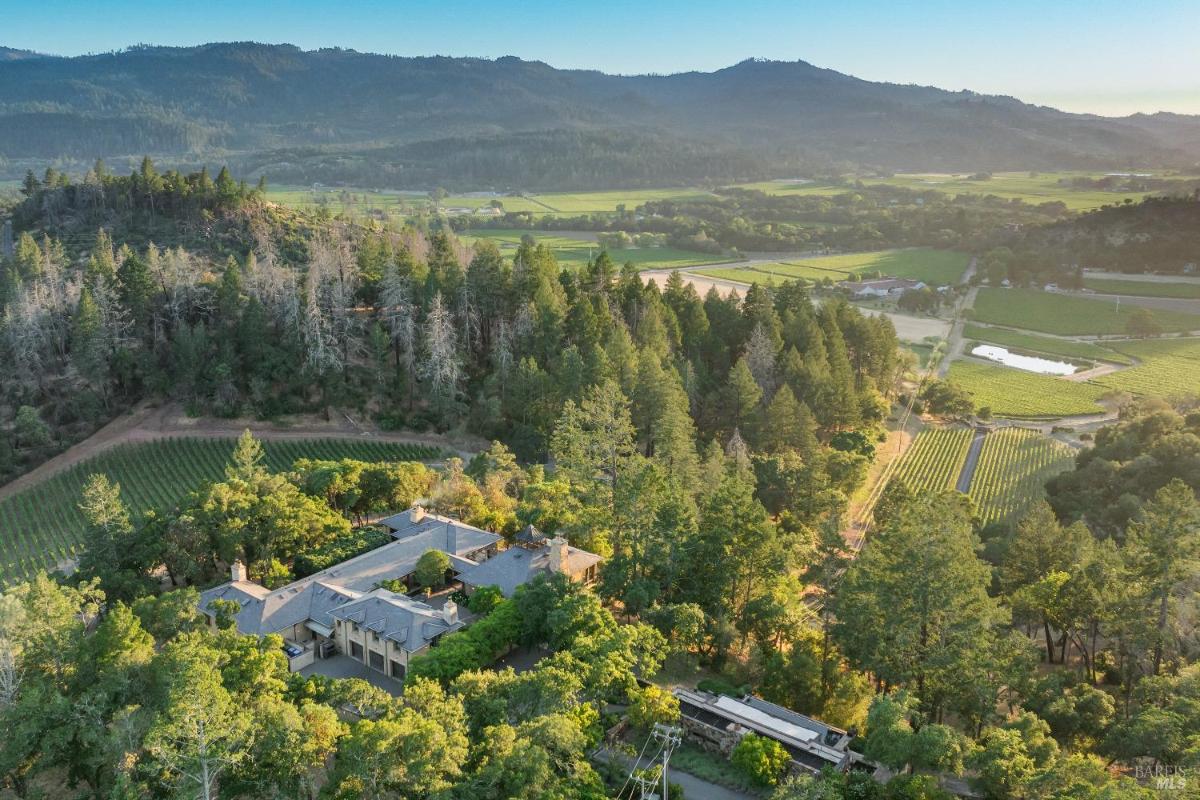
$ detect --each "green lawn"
[694,266,790,286]
[1082,278,1200,299]
[1094,337,1200,399]
[0,437,443,586]
[972,288,1200,336]
[948,361,1108,417]
[461,229,727,271]
[964,324,1132,364]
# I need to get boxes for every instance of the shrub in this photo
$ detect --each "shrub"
[293,527,392,576]
[731,733,790,786]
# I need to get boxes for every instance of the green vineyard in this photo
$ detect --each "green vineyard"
[967,428,1077,525]
[0,437,442,585]
[891,426,974,494]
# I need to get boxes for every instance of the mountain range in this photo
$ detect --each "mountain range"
[0,42,1197,189]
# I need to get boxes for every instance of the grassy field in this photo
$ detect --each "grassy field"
[967,429,1077,525]
[1094,337,1200,399]
[972,288,1200,336]
[1082,278,1200,299]
[948,361,1108,417]
[892,427,974,494]
[0,437,443,585]
[735,172,1189,211]
[964,324,1133,364]
[460,229,727,271]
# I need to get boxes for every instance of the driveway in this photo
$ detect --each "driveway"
[299,654,404,696]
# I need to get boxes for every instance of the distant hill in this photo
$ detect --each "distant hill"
[0,43,1197,188]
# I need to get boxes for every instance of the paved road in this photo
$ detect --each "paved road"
[955,428,988,494]
[938,256,979,378]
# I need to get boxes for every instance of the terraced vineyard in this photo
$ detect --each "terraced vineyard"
[891,426,974,494]
[0,437,442,585]
[967,429,1077,525]
[948,361,1108,417]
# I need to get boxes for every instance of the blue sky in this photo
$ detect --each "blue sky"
[5,0,1198,115]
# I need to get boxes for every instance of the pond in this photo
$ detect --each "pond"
[970,344,1078,375]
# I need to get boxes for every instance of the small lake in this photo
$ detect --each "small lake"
[970,344,1078,375]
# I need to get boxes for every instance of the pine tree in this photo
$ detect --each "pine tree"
[421,292,462,423]
[762,385,819,456]
[724,357,763,437]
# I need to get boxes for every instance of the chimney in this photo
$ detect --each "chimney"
[410,504,426,524]
[230,560,247,582]
[547,536,569,575]
[441,599,458,625]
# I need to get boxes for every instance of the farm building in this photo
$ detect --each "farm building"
[840,277,926,298]
[673,687,873,776]
[198,507,600,681]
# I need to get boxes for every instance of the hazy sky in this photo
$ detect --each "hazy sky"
[5,0,1198,116]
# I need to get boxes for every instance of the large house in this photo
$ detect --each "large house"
[198,509,600,680]
[457,526,602,597]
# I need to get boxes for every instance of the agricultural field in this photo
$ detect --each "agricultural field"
[460,229,727,271]
[971,288,1200,336]
[964,324,1132,364]
[966,428,1077,525]
[1094,337,1200,399]
[1081,278,1200,299]
[526,188,718,213]
[792,248,969,285]
[0,437,442,585]
[266,185,719,218]
[734,171,1197,211]
[891,426,974,494]
[696,248,968,287]
[948,361,1109,417]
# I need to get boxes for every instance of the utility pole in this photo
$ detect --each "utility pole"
[635,724,683,800]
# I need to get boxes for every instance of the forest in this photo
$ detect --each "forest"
[1,162,1198,799]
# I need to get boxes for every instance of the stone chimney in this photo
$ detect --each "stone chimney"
[410,504,426,524]
[547,536,569,575]
[441,599,458,625]
[230,560,248,582]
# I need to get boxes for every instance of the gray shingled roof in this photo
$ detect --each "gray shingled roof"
[330,589,462,652]
[456,543,602,597]
[198,509,499,640]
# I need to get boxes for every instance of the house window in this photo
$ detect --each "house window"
[350,641,363,660]
[369,651,385,672]
[391,660,405,680]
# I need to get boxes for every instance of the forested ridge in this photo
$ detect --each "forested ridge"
[1,162,1198,800]
[1,43,1199,187]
